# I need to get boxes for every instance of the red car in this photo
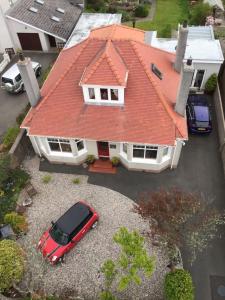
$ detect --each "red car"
[38,201,99,264]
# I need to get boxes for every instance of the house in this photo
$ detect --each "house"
[0,0,17,53]
[20,23,196,172]
[5,0,83,52]
[204,0,224,11]
[149,25,224,91]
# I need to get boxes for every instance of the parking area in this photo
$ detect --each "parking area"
[0,52,58,142]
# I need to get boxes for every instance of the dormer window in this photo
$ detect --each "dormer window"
[111,89,118,101]
[100,89,108,100]
[88,88,95,100]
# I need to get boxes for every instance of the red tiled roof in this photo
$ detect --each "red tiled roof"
[80,39,128,86]
[22,25,188,145]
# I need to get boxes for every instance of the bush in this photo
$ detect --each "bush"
[86,154,95,164]
[0,154,11,187]
[4,212,28,233]
[0,240,25,292]
[3,126,20,149]
[86,0,106,11]
[164,269,194,300]
[121,11,132,22]
[111,157,120,166]
[205,73,217,94]
[72,178,80,184]
[190,3,212,25]
[42,175,52,184]
[135,5,149,18]
[16,104,31,125]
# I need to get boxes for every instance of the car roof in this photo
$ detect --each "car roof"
[55,202,90,235]
[2,61,39,80]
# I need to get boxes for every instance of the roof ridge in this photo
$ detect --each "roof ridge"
[36,39,90,113]
[130,41,185,138]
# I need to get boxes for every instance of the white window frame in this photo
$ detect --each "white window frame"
[75,139,85,153]
[191,69,206,89]
[47,138,72,154]
[132,145,158,160]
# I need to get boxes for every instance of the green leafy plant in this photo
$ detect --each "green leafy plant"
[205,73,217,94]
[135,5,149,18]
[190,2,212,25]
[86,154,95,164]
[0,154,11,187]
[42,175,52,184]
[100,227,156,298]
[164,269,194,300]
[4,212,28,233]
[3,126,20,149]
[111,157,120,167]
[0,240,25,292]
[72,178,80,184]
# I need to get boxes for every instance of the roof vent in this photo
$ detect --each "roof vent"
[35,0,44,5]
[51,16,60,22]
[28,7,38,13]
[56,7,65,14]
[151,64,163,80]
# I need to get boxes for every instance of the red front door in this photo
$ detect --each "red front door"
[97,142,109,157]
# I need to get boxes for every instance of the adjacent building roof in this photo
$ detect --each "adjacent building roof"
[150,26,224,62]
[22,24,187,146]
[204,0,224,11]
[65,13,122,48]
[6,0,83,40]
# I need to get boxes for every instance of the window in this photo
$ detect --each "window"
[111,89,118,101]
[193,70,205,88]
[123,143,127,154]
[47,138,72,153]
[15,74,21,82]
[133,145,158,159]
[110,144,117,149]
[75,139,84,152]
[88,88,95,100]
[151,64,163,80]
[163,147,169,156]
[100,89,108,100]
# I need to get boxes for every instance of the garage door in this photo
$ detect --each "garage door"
[17,33,42,51]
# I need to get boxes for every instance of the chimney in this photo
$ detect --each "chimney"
[175,58,194,116]
[174,21,189,73]
[17,53,41,107]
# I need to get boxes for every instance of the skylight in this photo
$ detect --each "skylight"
[56,7,65,14]
[35,0,44,5]
[51,16,60,22]
[28,7,38,13]
[151,64,163,80]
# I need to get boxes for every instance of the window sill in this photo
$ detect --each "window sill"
[48,151,74,157]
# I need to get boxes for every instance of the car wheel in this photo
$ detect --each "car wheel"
[58,255,65,264]
[91,221,98,229]
[36,68,41,77]
[20,84,25,93]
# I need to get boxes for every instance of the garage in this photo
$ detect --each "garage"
[17,33,42,51]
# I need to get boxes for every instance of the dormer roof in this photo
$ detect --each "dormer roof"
[80,40,128,86]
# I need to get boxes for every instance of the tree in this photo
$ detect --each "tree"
[205,73,217,94]
[86,0,106,12]
[100,227,156,299]
[136,188,225,263]
[190,3,212,25]
[0,240,25,292]
[164,269,194,300]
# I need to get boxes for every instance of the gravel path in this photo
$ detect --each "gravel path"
[18,157,169,300]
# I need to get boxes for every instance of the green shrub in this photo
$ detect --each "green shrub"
[0,154,11,187]
[164,269,194,300]
[86,154,95,164]
[190,3,212,25]
[16,104,31,125]
[86,0,106,11]
[121,11,132,22]
[111,157,120,166]
[205,73,217,94]
[0,240,25,292]
[4,212,28,233]
[3,126,20,149]
[42,175,52,184]
[72,178,80,184]
[40,64,53,87]
[135,5,149,18]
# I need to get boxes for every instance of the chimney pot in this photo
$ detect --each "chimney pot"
[183,20,188,28]
[187,57,192,66]
[18,52,25,61]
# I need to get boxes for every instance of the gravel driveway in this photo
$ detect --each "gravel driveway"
[19,157,169,300]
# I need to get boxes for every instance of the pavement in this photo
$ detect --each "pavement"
[0,52,58,143]
[40,103,225,300]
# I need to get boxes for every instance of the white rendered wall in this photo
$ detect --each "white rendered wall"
[0,3,14,53]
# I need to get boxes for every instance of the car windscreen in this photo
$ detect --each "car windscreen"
[1,77,13,85]
[49,224,69,246]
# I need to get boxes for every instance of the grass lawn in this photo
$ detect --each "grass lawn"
[127,0,189,37]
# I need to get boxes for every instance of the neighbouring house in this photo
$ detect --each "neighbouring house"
[5,0,83,52]
[149,25,224,91]
[19,23,196,173]
[0,0,17,53]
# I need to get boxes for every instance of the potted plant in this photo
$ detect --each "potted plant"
[86,155,95,165]
[111,157,120,167]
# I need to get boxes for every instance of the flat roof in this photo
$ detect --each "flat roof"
[65,13,122,48]
[56,202,90,235]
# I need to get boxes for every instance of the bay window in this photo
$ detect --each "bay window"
[162,146,169,156]
[47,138,72,153]
[133,145,158,159]
[75,139,84,152]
